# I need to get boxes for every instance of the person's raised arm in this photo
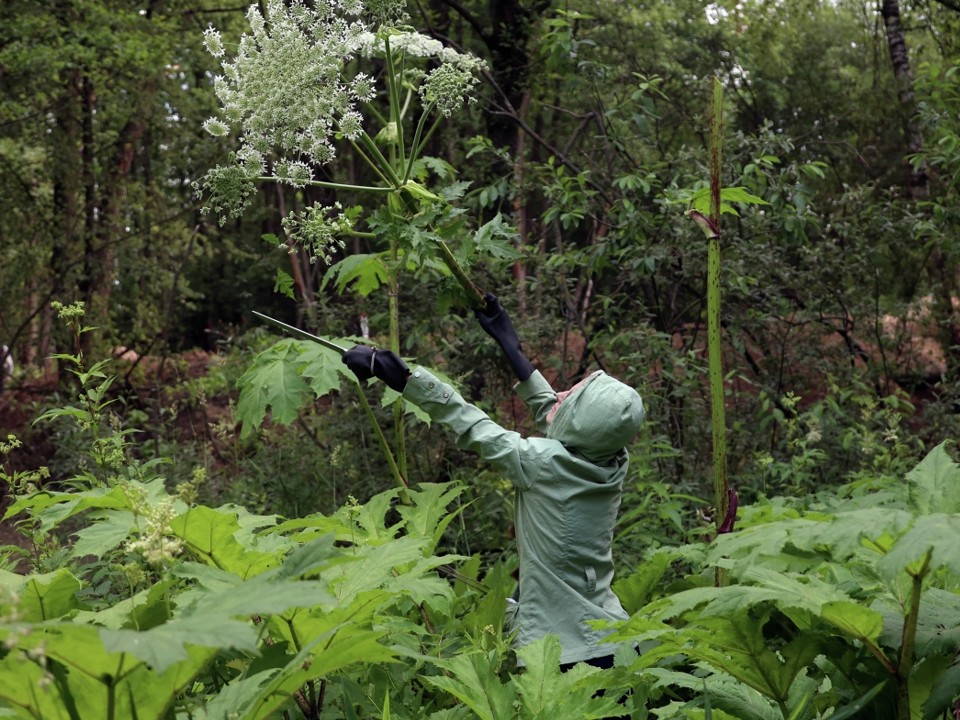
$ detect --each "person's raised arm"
[473,293,534,382]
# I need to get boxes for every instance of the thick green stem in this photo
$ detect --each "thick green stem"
[355,378,408,497]
[437,239,485,307]
[383,35,406,173]
[359,130,403,188]
[707,76,729,541]
[403,101,437,184]
[388,259,409,483]
[255,176,391,195]
[897,548,932,719]
[415,114,444,160]
[347,139,392,187]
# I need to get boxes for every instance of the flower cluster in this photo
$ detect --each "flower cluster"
[124,484,183,567]
[200,1,486,164]
[203,0,379,169]
[281,202,353,264]
[197,0,487,224]
[194,160,257,225]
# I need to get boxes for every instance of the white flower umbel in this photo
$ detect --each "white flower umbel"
[208,0,381,169]
[196,0,487,239]
[202,1,485,174]
[282,202,353,264]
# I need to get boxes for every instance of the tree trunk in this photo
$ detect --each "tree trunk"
[880,0,960,368]
[880,0,928,197]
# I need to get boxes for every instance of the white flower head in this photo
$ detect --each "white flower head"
[339,110,364,140]
[202,117,230,137]
[198,0,486,216]
[350,73,376,102]
[236,144,266,174]
[203,0,382,168]
[203,27,225,58]
[276,159,313,187]
[282,201,353,264]
[421,62,481,117]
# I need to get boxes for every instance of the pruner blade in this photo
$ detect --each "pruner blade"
[252,311,348,354]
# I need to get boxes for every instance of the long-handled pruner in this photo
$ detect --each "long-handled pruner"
[252,311,348,354]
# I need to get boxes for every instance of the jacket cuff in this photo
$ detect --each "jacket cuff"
[403,367,455,406]
[515,370,552,401]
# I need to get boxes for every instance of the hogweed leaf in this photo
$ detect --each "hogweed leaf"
[236,339,314,435]
[688,186,769,217]
[643,667,779,720]
[0,568,81,621]
[922,661,960,720]
[512,635,623,719]
[424,650,516,720]
[878,514,960,581]
[73,579,175,631]
[396,481,466,549]
[170,505,277,578]
[322,253,389,296]
[905,441,960,514]
[0,623,214,719]
[819,601,884,645]
[101,612,256,672]
[298,341,348,398]
[273,268,296,299]
[70,509,136,558]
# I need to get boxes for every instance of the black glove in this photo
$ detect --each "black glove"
[474,292,534,381]
[342,346,410,392]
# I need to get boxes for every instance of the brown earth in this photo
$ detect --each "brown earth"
[0,349,223,558]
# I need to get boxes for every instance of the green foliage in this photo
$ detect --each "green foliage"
[610,443,960,720]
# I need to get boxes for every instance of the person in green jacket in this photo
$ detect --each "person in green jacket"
[342,294,644,669]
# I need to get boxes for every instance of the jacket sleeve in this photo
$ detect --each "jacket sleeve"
[515,370,558,434]
[402,367,542,490]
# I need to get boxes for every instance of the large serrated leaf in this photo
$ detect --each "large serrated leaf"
[101,612,255,672]
[236,339,314,435]
[512,635,623,719]
[396,481,466,549]
[820,601,884,644]
[321,253,388,296]
[0,568,81,621]
[0,622,214,720]
[424,650,517,720]
[643,667,779,720]
[878,514,960,580]
[298,340,349,398]
[906,442,960,514]
[170,505,277,578]
[923,660,960,720]
[74,579,175,631]
[70,509,136,557]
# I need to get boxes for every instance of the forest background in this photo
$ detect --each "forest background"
[0,0,959,718]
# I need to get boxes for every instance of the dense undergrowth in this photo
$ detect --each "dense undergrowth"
[0,310,958,719]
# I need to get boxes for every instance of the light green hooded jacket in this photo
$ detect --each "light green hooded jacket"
[403,367,645,664]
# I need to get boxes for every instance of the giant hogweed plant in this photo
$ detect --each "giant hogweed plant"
[196,0,518,484]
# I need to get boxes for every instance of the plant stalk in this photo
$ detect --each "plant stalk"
[403,101,437,184]
[707,77,730,583]
[896,547,932,719]
[255,176,391,195]
[383,35,406,172]
[355,380,408,497]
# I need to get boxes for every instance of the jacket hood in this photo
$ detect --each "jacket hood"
[545,371,645,462]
